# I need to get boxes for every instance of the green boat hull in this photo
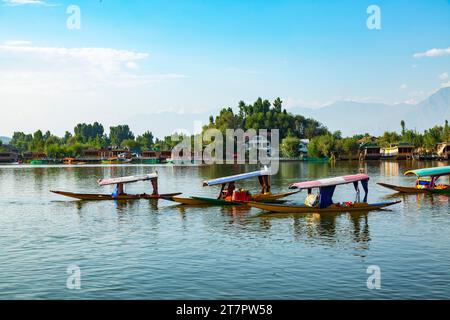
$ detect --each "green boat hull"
[428,188,450,195]
[190,196,241,205]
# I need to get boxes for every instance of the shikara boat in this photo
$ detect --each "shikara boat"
[247,174,401,213]
[165,167,299,206]
[378,165,450,195]
[51,173,181,200]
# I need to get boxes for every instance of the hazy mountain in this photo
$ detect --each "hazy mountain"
[0,136,11,144]
[126,87,450,138]
[290,87,450,136]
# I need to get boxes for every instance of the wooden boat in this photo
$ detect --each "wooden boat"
[101,157,132,164]
[165,195,289,206]
[51,190,181,200]
[167,167,299,206]
[167,196,210,205]
[51,173,181,200]
[247,200,401,213]
[378,166,450,195]
[246,173,401,214]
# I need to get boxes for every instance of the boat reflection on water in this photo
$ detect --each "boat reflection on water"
[383,191,450,211]
[255,210,372,254]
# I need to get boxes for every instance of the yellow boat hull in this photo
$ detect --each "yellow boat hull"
[247,200,401,214]
[251,190,299,201]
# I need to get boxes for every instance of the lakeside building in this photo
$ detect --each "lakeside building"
[0,145,19,163]
[360,143,381,160]
[298,139,309,156]
[380,143,415,160]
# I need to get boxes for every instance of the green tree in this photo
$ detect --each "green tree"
[401,120,406,136]
[280,136,300,158]
[121,139,141,152]
[423,126,443,149]
[308,134,337,158]
[136,131,154,150]
[74,122,104,143]
[443,120,449,142]
[109,125,134,147]
[377,131,400,147]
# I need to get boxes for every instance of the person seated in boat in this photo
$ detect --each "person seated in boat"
[416,179,431,189]
[258,175,270,194]
[304,189,319,207]
[223,182,236,201]
[150,177,158,196]
[111,183,125,198]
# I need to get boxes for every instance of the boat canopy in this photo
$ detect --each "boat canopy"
[98,173,158,186]
[288,174,369,190]
[404,166,450,178]
[289,174,370,209]
[203,167,270,187]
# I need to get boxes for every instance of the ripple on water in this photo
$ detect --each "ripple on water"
[0,162,449,299]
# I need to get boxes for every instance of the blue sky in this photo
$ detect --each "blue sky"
[0,0,449,137]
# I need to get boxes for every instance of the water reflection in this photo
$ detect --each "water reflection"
[1,162,450,299]
[256,210,372,255]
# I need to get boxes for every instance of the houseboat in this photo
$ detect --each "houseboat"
[380,143,415,160]
[361,143,381,160]
[0,145,19,164]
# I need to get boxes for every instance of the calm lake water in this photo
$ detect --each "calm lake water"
[0,161,449,299]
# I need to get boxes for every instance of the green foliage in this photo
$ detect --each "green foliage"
[74,122,104,143]
[205,97,329,140]
[109,125,134,147]
[443,120,450,142]
[423,125,444,149]
[121,139,141,152]
[136,131,154,150]
[280,136,300,157]
[338,137,360,155]
[308,134,337,158]
[377,131,401,147]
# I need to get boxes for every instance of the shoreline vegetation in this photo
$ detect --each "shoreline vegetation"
[1,97,449,164]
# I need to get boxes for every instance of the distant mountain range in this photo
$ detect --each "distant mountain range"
[0,136,11,144]
[289,87,450,136]
[3,88,448,140]
[128,87,450,138]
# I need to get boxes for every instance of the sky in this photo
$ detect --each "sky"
[0,0,449,137]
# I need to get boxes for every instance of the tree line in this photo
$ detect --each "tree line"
[6,97,450,159]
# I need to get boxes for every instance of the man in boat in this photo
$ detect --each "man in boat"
[150,177,159,195]
[219,182,236,200]
[112,183,125,198]
[258,175,270,194]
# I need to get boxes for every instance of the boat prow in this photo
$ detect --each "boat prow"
[377,182,427,194]
[246,200,401,214]
[162,196,212,205]
[251,190,299,201]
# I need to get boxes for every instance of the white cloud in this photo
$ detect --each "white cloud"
[0,44,149,72]
[3,0,46,5]
[413,47,450,58]
[3,40,32,46]
[0,42,187,94]
[400,84,407,90]
[125,61,138,70]
[438,72,449,80]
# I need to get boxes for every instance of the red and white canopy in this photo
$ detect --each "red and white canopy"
[289,174,369,190]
